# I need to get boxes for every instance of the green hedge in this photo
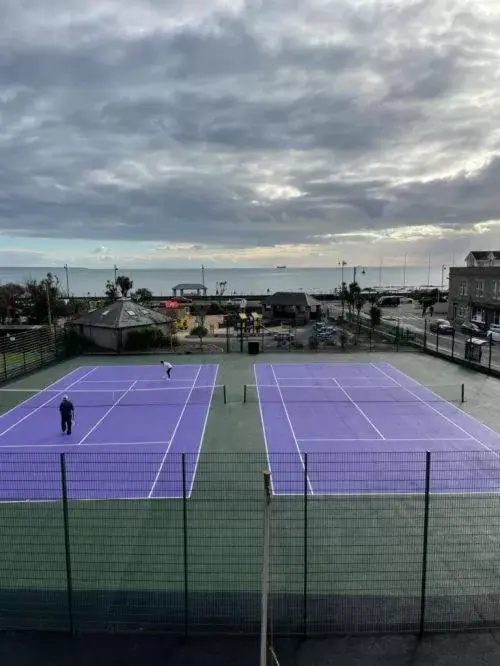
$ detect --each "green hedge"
[125,328,179,351]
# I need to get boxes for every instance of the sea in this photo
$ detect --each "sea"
[0,266,448,297]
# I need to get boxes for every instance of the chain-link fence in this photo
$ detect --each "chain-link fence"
[1,451,500,635]
[0,326,68,383]
[341,312,500,374]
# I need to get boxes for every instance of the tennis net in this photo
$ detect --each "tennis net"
[0,384,226,409]
[244,382,466,405]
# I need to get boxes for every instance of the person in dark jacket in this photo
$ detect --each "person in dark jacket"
[59,395,75,435]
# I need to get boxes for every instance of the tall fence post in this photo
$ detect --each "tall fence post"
[182,453,189,639]
[303,453,308,640]
[260,470,272,666]
[60,453,75,635]
[419,451,431,639]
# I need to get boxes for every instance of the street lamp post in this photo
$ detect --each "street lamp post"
[339,261,347,316]
[114,265,118,283]
[63,264,70,298]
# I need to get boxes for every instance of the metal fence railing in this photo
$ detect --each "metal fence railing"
[1,451,500,635]
[0,326,68,383]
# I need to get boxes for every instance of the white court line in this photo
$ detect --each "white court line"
[0,440,172,449]
[296,437,474,442]
[0,367,98,438]
[188,365,220,498]
[370,363,500,457]
[270,489,500,497]
[5,487,500,505]
[77,380,139,445]
[254,365,275,496]
[330,378,386,440]
[377,363,500,439]
[76,379,195,384]
[148,366,202,498]
[270,365,314,495]
[273,378,399,383]
[0,366,85,420]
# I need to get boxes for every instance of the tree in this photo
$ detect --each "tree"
[345,281,361,318]
[133,287,153,302]
[216,281,227,303]
[191,314,208,349]
[0,283,25,324]
[105,280,118,301]
[339,281,349,317]
[24,273,66,325]
[116,275,133,298]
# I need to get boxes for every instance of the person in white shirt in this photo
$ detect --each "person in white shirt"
[161,360,172,378]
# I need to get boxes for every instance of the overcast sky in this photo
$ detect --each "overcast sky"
[1,0,500,268]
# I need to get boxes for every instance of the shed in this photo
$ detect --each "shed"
[265,292,321,325]
[70,299,172,351]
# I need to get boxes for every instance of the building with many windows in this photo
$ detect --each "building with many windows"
[448,253,500,326]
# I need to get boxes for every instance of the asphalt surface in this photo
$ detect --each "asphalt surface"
[382,304,500,369]
[326,302,500,370]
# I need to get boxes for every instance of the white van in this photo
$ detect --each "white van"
[487,324,500,342]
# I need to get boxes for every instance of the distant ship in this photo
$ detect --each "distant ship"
[276,265,287,270]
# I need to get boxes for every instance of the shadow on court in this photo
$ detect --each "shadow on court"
[2,632,500,665]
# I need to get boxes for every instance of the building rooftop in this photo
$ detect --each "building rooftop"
[172,283,207,290]
[266,291,321,307]
[71,299,170,329]
[466,251,500,260]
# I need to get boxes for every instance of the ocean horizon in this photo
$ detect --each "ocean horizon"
[0,266,450,297]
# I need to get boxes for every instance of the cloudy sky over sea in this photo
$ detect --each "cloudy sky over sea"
[1,0,500,268]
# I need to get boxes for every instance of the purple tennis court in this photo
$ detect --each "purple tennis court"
[255,361,500,495]
[0,363,219,501]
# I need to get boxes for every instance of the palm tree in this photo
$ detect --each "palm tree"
[115,275,134,298]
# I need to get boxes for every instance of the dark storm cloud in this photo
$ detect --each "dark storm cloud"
[1,0,500,249]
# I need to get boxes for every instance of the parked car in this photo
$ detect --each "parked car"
[377,296,400,307]
[429,319,454,334]
[471,320,488,334]
[487,324,500,343]
[461,321,485,337]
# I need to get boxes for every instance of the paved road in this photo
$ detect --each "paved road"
[327,302,500,370]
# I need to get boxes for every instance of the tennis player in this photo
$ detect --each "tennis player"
[59,395,75,435]
[161,360,173,378]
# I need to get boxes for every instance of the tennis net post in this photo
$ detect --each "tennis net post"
[260,469,272,666]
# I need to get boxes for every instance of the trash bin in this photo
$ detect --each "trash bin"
[248,341,260,355]
[465,338,484,362]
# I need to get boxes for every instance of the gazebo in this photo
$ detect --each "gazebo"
[172,283,207,297]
